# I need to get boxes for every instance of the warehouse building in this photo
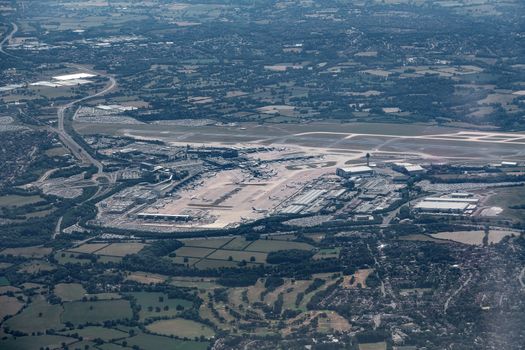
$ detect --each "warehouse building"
[414,196,478,214]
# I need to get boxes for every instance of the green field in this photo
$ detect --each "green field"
[221,236,252,250]
[54,283,87,301]
[0,195,43,207]
[181,237,232,248]
[61,299,133,324]
[1,246,52,258]
[120,334,208,350]
[17,260,56,274]
[0,276,9,286]
[0,335,75,350]
[146,318,215,338]
[128,292,193,321]
[61,326,128,341]
[172,236,315,269]
[194,259,240,269]
[245,239,314,252]
[5,298,63,333]
[313,247,341,260]
[359,342,387,350]
[207,249,267,263]
[170,256,201,266]
[54,252,92,265]
[485,186,525,221]
[175,246,215,258]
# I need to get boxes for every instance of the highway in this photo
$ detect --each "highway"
[53,65,117,175]
[0,22,18,58]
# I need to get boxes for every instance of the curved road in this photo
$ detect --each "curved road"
[0,22,18,58]
[54,65,117,174]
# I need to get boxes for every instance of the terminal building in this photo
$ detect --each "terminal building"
[137,213,191,221]
[336,166,374,178]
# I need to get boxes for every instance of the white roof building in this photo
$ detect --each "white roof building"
[336,166,374,178]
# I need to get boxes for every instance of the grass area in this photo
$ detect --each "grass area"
[0,295,24,320]
[313,247,340,260]
[125,271,168,284]
[398,234,451,244]
[61,326,127,341]
[0,262,12,269]
[0,335,75,350]
[485,186,525,221]
[0,195,43,207]
[172,237,315,269]
[128,292,193,321]
[1,246,52,258]
[221,236,252,250]
[359,342,387,350]
[67,243,109,254]
[119,334,208,350]
[175,246,215,258]
[245,239,314,252]
[17,260,56,274]
[54,252,92,265]
[170,256,201,266]
[61,299,133,324]
[181,237,232,248]
[206,249,267,263]
[54,283,87,301]
[98,255,123,263]
[98,343,129,350]
[45,146,70,157]
[4,298,63,333]
[95,243,146,257]
[0,276,9,286]
[170,277,220,289]
[146,318,215,338]
[194,259,240,269]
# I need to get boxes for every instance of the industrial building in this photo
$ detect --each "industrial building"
[414,196,478,215]
[336,166,374,178]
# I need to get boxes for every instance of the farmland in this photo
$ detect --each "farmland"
[171,236,314,269]
[61,300,133,324]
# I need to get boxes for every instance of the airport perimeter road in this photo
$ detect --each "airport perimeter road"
[54,66,117,174]
[0,22,18,58]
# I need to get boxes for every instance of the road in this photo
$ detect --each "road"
[444,273,472,314]
[0,22,18,58]
[53,65,117,174]
[53,216,63,239]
